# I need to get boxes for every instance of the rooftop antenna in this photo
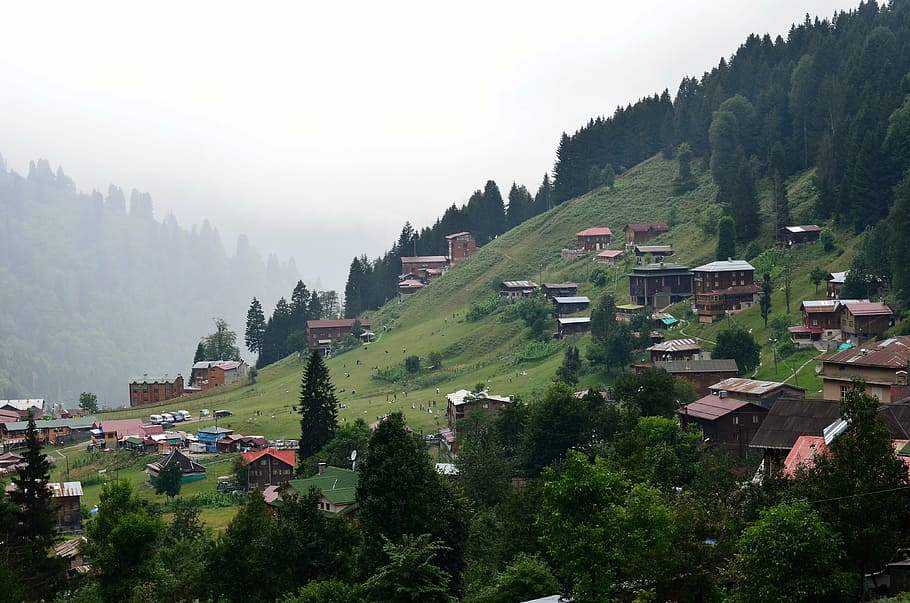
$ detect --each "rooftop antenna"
[350,449,357,472]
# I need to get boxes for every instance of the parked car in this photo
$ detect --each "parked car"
[199,409,211,418]
[177,410,192,421]
[161,421,174,429]
[214,409,233,419]
[149,414,163,425]
[161,412,175,423]
[171,411,184,422]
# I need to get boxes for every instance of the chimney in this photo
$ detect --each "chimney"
[718,390,727,399]
[317,462,327,475]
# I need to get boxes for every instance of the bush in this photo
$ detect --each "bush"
[512,340,562,364]
[405,355,420,373]
[467,294,506,322]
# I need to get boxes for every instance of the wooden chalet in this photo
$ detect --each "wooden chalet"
[691,260,760,324]
[679,394,768,459]
[628,263,693,308]
[551,296,590,316]
[750,398,841,475]
[499,280,538,301]
[840,301,893,342]
[146,449,207,483]
[594,249,624,265]
[400,255,449,281]
[306,318,373,356]
[557,317,591,339]
[49,481,83,532]
[285,465,358,518]
[445,232,476,265]
[129,374,184,407]
[444,389,512,454]
[242,447,296,491]
[778,224,822,247]
[576,227,613,251]
[397,278,424,301]
[541,283,578,299]
[634,245,674,264]
[820,336,910,402]
[624,222,669,245]
[708,378,805,409]
[646,338,701,362]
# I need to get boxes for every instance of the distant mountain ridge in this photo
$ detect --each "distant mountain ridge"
[0,155,299,405]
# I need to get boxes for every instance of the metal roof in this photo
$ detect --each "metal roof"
[625,222,669,232]
[306,318,372,329]
[444,231,471,239]
[130,375,182,384]
[821,336,910,368]
[542,283,577,289]
[647,338,701,353]
[552,296,590,304]
[596,249,624,258]
[558,317,591,325]
[784,224,822,233]
[400,255,448,263]
[0,399,44,411]
[680,395,765,420]
[842,302,892,316]
[287,466,358,506]
[2,416,97,431]
[651,359,739,373]
[828,271,848,283]
[197,426,234,435]
[710,377,803,395]
[692,259,754,273]
[49,482,83,497]
[634,245,674,253]
[501,280,538,289]
[576,227,613,236]
[629,263,690,273]
[750,398,841,450]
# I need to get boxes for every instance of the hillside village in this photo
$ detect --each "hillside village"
[11,3,910,602]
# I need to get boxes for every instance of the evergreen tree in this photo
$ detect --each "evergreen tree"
[290,280,311,326]
[343,256,365,318]
[506,183,533,230]
[715,216,736,260]
[891,170,910,304]
[245,297,266,355]
[555,346,581,386]
[672,142,697,194]
[533,173,553,215]
[714,327,760,375]
[600,164,615,189]
[307,291,324,321]
[760,273,772,328]
[298,350,338,463]
[10,414,55,543]
[190,340,206,385]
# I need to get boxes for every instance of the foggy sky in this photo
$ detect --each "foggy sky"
[0,1,858,293]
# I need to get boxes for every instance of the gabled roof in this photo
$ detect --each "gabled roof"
[306,318,372,329]
[0,399,44,411]
[242,447,296,467]
[680,395,767,421]
[558,317,591,325]
[692,259,754,273]
[48,482,83,498]
[501,280,538,289]
[782,435,827,477]
[629,263,690,273]
[147,449,206,475]
[444,231,471,239]
[783,225,822,233]
[651,359,738,374]
[842,302,892,317]
[710,377,803,396]
[750,398,841,450]
[400,255,448,263]
[542,282,577,289]
[821,336,910,368]
[2,416,97,432]
[287,466,358,506]
[828,271,848,283]
[197,426,234,436]
[596,249,624,258]
[625,222,669,232]
[634,245,674,254]
[576,227,613,237]
[446,389,512,407]
[647,338,701,353]
[97,419,144,436]
[210,361,243,371]
[130,375,182,384]
[552,296,590,305]
[398,279,424,288]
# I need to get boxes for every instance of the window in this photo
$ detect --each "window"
[752,415,759,424]
[840,385,849,400]
[733,416,740,425]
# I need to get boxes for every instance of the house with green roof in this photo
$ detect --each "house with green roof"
[284,465,358,518]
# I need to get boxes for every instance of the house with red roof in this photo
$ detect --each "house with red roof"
[191,360,249,390]
[624,222,669,246]
[576,227,613,251]
[93,418,144,449]
[679,393,768,458]
[821,336,910,402]
[594,249,624,265]
[241,447,296,491]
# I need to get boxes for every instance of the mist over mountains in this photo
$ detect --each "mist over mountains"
[0,156,299,406]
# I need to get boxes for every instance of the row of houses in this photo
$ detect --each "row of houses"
[129,360,251,408]
[395,232,479,301]
[790,298,894,347]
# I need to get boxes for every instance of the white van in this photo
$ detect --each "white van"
[177,410,192,422]
[171,411,184,422]
[149,414,163,425]
[161,412,175,423]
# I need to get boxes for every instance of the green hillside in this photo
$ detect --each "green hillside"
[95,153,863,442]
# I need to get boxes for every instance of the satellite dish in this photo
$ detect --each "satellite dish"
[350,450,357,461]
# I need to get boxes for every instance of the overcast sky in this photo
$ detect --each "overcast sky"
[0,1,859,292]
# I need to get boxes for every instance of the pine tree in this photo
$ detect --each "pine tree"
[245,297,266,355]
[298,350,338,464]
[290,281,311,326]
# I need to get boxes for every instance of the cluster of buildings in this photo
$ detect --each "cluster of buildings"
[397,231,478,301]
[497,280,595,340]
[128,359,250,408]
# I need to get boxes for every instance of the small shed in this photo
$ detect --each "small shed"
[146,449,207,483]
[557,317,591,339]
[551,296,590,316]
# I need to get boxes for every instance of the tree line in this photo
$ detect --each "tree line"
[343,177,554,317]
[244,281,342,367]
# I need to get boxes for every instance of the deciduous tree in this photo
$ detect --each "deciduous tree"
[714,327,760,375]
[79,391,99,413]
[202,317,241,361]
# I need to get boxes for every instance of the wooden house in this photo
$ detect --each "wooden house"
[576,227,613,251]
[541,283,578,299]
[1,416,96,446]
[778,224,822,247]
[628,263,693,307]
[749,398,841,475]
[640,359,739,395]
[708,378,805,409]
[594,249,624,265]
[624,222,669,245]
[400,255,449,281]
[499,280,538,301]
[0,399,45,417]
[647,338,701,362]
[840,301,893,342]
[129,375,184,407]
[445,389,512,454]
[445,232,476,265]
[557,317,591,339]
[551,296,590,316]
[49,481,83,532]
[306,318,373,356]
[691,260,760,324]
[397,278,424,301]
[191,360,249,390]
[633,245,674,264]
[679,394,768,459]
[53,538,90,576]
[827,271,848,298]
[242,447,296,491]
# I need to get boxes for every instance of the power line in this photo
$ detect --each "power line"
[807,484,910,504]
